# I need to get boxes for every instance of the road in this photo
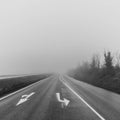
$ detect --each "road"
[0,74,120,120]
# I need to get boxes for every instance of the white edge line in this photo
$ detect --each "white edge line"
[62,81,106,120]
[0,76,51,101]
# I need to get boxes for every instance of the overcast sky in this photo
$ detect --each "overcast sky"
[0,0,120,74]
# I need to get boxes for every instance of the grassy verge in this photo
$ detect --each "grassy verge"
[0,74,51,97]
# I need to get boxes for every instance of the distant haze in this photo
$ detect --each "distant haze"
[0,0,120,74]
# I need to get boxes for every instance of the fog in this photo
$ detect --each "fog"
[0,0,120,74]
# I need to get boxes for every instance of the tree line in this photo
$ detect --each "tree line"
[68,51,120,94]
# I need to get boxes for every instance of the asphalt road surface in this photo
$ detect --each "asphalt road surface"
[0,74,120,120]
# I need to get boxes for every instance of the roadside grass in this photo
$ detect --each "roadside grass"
[0,74,50,97]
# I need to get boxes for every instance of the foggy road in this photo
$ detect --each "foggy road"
[0,74,120,120]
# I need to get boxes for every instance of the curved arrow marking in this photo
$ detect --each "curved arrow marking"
[56,93,70,108]
[16,92,35,106]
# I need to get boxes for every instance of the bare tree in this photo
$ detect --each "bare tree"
[115,52,120,68]
[90,54,100,69]
[104,51,115,75]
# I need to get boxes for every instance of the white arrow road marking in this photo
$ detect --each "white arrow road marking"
[16,92,35,106]
[62,82,106,120]
[56,93,70,108]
